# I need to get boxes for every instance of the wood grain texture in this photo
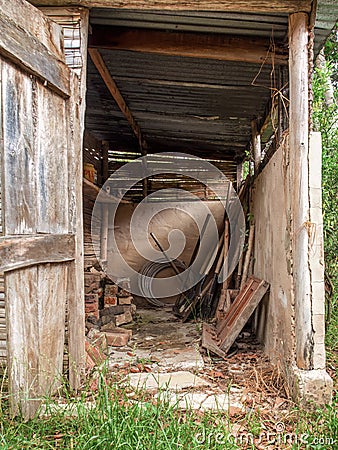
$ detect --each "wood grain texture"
[1,1,83,416]
[67,72,85,390]
[6,266,39,418]
[89,27,288,66]
[30,0,312,13]
[36,82,69,232]
[37,263,67,396]
[0,234,75,272]
[289,13,312,370]
[0,14,70,97]
[2,63,37,234]
[0,0,64,59]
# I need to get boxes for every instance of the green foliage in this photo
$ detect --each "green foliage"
[0,378,337,449]
[313,29,338,369]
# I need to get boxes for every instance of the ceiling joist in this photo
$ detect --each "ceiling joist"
[88,47,148,152]
[31,1,312,14]
[89,27,288,66]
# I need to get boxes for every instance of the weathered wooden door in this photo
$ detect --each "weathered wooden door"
[0,0,84,418]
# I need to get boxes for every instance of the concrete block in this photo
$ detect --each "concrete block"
[313,314,325,343]
[313,343,326,370]
[312,282,325,315]
[105,329,131,347]
[291,367,333,408]
[125,371,209,391]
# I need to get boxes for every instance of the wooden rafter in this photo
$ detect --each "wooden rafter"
[31,1,312,14]
[88,48,148,151]
[89,27,288,66]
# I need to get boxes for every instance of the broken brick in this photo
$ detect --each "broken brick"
[104,295,118,306]
[118,296,133,305]
[85,339,107,365]
[105,329,131,347]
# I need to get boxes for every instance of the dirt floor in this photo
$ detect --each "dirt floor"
[107,307,292,416]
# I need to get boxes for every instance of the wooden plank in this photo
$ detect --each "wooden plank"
[0,14,70,98]
[0,0,65,61]
[6,266,39,418]
[100,204,109,262]
[0,234,75,272]
[41,6,89,129]
[289,13,312,370]
[67,72,85,390]
[218,277,269,350]
[36,81,69,233]
[88,48,148,150]
[202,276,269,356]
[89,27,288,66]
[30,1,312,14]
[251,120,262,173]
[37,263,67,395]
[2,62,37,234]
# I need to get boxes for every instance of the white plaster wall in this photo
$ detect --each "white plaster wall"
[251,137,296,369]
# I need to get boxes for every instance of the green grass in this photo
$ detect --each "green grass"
[0,374,337,450]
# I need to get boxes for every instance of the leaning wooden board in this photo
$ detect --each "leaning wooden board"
[202,276,269,357]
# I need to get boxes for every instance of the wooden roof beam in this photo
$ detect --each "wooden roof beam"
[89,27,288,66]
[31,1,312,14]
[88,48,148,152]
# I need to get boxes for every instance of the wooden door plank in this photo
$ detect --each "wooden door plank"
[0,15,70,98]
[2,62,37,234]
[0,234,75,272]
[36,82,69,233]
[67,72,85,390]
[0,0,65,61]
[38,263,67,395]
[6,266,39,418]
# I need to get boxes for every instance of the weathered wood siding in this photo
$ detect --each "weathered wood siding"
[0,0,84,418]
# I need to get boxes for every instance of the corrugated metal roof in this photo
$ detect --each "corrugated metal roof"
[90,9,289,39]
[85,5,337,182]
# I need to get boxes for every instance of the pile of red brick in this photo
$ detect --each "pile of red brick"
[84,271,136,352]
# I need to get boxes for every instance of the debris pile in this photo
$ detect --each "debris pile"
[84,269,136,365]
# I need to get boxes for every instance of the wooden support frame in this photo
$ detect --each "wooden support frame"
[289,12,312,370]
[30,1,312,14]
[89,27,288,66]
[0,8,70,97]
[251,120,262,173]
[0,234,75,272]
[88,48,148,151]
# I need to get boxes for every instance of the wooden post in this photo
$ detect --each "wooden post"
[289,12,312,370]
[236,163,243,191]
[102,140,109,183]
[251,120,261,173]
